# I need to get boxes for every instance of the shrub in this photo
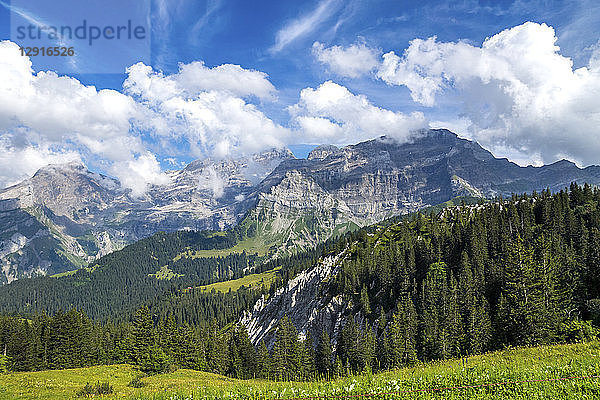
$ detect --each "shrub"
[559,320,599,343]
[0,355,10,374]
[77,381,113,397]
[128,374,146,388]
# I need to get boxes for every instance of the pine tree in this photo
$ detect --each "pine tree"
[131,307,156,364]
[206,319,228,374]
[272,316,299,381]
[389,294,417,367]
[420,262,459,360]
[315,329,333,377]
[496,235,550,346]
[360,285,371,315]
[362,327,376,372]
[229,324,256,379]
[333,355,344,378]
[256,340,271,379]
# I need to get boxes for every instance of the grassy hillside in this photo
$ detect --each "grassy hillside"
[197,267,281,293]
[173,234,271,259]
[1,341,599,399]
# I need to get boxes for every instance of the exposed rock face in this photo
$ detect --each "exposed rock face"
[307,145,340,160]
[3,129,600,283]
[241,251,351,348]
[259,129,600,226]
[243,170,360,256]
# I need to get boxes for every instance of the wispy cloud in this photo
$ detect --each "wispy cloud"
[0,0,79,70]
[0,1,64,46]
[152,0,172,69]
[269,0,341,54]
[191,0,224,36]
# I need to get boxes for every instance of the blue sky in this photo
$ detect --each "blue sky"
[3,1,594,94]
[1,0,600,192]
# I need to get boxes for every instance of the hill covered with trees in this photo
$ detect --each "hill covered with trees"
[1,184,600,380]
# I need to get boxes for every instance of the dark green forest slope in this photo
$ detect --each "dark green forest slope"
[0,218,325,324]
[320,183,600,372]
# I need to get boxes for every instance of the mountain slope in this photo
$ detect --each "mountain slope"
[3,129,600,283]
[259,129,600,225]
[241,185,600,352]
[0,150,293,282]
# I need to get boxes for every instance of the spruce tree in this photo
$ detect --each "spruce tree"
[389,294,417,367]
[315,329,332,377]
[496,235,548,346]
[272,316,299,380]
[131,307,156,364]
[256,340,271,379]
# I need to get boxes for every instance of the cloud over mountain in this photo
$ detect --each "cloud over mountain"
[124,62,289,160]
[289,80,426,144]
[2,20,600,194]
[376,22,600,166]
[0,40,161,193]
[0,41,288,193]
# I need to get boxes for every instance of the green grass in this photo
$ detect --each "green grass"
[51,263,101,278]
[196,267,281,293]
[1,341,600,399]
[173,235,271,260]
[50,269,78,278]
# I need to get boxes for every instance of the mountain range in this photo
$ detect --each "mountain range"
[2,128,600,284]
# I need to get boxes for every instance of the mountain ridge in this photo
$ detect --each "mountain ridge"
[2,128,600,283]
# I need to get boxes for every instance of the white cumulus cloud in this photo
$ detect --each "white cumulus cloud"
[0,40,286,192]
[197,165,225,198]
[124,62,289,160]
[312,41,380,78]
[0,40,170,193]
[290,81,427,144]
[376,22,600,166]
[125,61,277,101]
[0,137,82,189]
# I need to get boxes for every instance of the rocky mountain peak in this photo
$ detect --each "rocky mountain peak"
[33,161,86,174]
[307,145,340,160]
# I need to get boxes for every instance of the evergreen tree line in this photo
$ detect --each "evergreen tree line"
[0,307,255,376]
[321,183,600,371]
[0,306,364,380]
[0,308,328,380]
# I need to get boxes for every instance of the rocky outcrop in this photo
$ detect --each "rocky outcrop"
[241,251,351,348]
[242,171,360,256]
[307,145,340,160]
